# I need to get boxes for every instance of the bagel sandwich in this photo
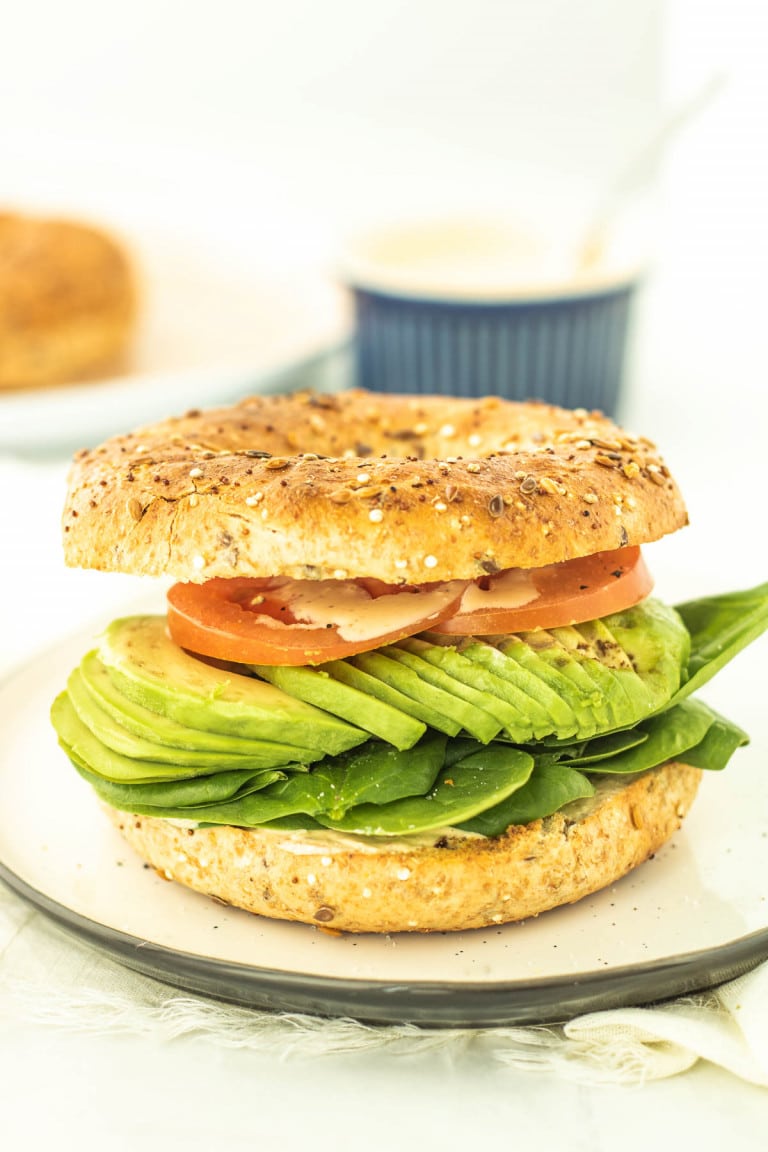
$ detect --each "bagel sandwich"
[51,389,768,933]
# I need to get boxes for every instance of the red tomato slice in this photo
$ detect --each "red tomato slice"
[430,547,652,635]
[167,576,466,666]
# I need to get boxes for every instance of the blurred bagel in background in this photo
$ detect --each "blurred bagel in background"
[0,211,138,390]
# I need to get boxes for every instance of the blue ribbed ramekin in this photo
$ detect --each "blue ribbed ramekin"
[341,218,642,415]
[349,281,637,416]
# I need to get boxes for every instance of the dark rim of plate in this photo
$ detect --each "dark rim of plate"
[2,862,767,1030]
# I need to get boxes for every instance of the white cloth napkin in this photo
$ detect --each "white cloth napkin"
[2,878,767,1087]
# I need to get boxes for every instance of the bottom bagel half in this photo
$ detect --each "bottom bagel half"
[103,761,701,934]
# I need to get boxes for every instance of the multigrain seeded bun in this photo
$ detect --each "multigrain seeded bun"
[62,389,688,584]
[0,211,137,390]
[103,762,702,933]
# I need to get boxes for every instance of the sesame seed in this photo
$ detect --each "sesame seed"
[434,501,448,512]
[466,462,482,474]
[424,555,438,568]
[188,493,199,508]
[397,867,411,880]
[245,493,263,506]
[369,508,384,523]
[583,492,598,504]
[189,467,203,479]
[356,472,371,484]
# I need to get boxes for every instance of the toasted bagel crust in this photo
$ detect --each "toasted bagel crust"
[63,390,687,584]
[104,761,701,933]
[0,212,137,390]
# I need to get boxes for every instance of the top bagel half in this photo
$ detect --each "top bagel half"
[62,389,688,585]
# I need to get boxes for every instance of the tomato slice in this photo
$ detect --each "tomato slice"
[430,547,652,635]
[167,576,466,666]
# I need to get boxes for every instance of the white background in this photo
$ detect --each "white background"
[2,1,768,1147]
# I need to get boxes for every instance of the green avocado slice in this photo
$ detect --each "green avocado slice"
[68,667,315,770]
[457,638,578,737]
[496,634,601,739]
[518,629,613,732]
[79,649,319,760]
[248,663,426,750]
[99,617,367,755]
[324,657,463,736]
[51,693,281,783]
[380,644,502,743]
[350,649,476,736]
[396,636,544,742]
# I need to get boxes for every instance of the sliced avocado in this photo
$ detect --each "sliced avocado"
[324,657,463,736]
[350,650,473,736]
[379,644,503,743]
[249,663,426,750]
[574,617,656,723]
[52,692,249,783]
[396,636,543,742]
[518,629,613,733]
[458,638,578,738]
[99,617,366,755]
[79,649,319,760]
[601,599,688,712]
[543,625,627,729]
[68,667,311,771]
[496,634,601,740]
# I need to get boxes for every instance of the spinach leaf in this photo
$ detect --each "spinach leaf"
[458,761,594,836]
[315,734,446,818]
[72,758,285,810]
[678,710,748,770]
[671,582,768,703]
[578,699,714,774]
[315,745,534,836]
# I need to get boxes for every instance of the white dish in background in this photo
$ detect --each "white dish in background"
[1,618,767,1027]
[0,229,350,456]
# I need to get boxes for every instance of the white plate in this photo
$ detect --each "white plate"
[0,229,350,455]
[1,622,767,1027]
